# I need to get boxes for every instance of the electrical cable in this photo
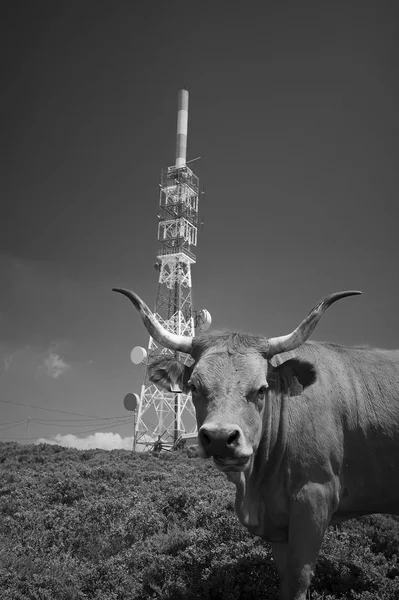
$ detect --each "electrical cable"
[31,417,131,428]
[0,400,161,443]
[0,418,134,441]
[0,398,116,419]
[0,420,26,432]
[29,416,130,423]
[0,419,29,427]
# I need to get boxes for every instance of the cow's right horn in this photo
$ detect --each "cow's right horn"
[113,288,193,354]
[267,290,362,356]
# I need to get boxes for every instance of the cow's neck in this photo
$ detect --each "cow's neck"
[227,389,289,535]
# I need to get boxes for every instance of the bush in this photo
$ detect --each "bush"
[0,441,398,599]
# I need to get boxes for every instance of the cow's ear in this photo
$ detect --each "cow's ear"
[147,356,193,393]
[268,358,317,397]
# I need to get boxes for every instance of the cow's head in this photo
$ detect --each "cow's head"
[113,289,360,472]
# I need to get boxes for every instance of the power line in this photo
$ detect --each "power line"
[0,418,134,441]
[28,417,112,423]
[0,419,29,427]
[0,420,26,432]
[0,401,159,442]
[62,419,134,436]
[0,398,123,419]
[31,417,131,428]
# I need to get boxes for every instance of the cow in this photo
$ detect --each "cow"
[113,288,399,600]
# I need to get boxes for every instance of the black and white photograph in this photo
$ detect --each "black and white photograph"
[1,1,399,598]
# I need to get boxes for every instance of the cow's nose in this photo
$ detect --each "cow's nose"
[198,425,241,454]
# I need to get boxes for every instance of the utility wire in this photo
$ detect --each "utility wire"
[0,418,135,441]
[0,402,159,441]
[0,398,121,419]
[0,420,26,432]
[66,419,135,436]
[0,416,130,426]
[31,418,131,428]
[28,416,130,423]
[0,419,29,427]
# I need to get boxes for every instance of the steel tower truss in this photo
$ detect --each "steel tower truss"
[135,165,199,449]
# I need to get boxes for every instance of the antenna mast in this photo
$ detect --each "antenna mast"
[131,89,211,451]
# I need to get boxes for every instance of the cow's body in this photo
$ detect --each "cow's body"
[229,340,399,533]
[114,288,399,600]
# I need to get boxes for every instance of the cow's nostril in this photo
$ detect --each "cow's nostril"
[200,430,211,447]
[227,429,240,446]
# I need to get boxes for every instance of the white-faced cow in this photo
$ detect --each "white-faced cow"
[113,288,399,600]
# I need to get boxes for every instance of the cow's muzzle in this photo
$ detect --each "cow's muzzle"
[198,423,253,468]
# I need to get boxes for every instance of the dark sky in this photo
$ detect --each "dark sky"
[1,1,398,447]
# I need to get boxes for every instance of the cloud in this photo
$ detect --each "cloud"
[35,432,156,451]
[36,432,135,451]
[0,344,30,378]
[4,355,13,371]
[0,344,71,381]
[41,350,70,379]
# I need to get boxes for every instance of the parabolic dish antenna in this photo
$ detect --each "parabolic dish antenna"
[123,393,139,412]
[196,309,212,332]
[130,346,147,364]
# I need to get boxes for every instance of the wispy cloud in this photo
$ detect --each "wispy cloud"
[4,356,12,371]
[0,345,29,378]
[41,350,70,379]
[0,343,72,381]
[36,432,135,450]
[3,354,13,373]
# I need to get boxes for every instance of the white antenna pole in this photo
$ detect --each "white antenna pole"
[133,410,137,452]
[175,89,189,168]
[25,417,31,444]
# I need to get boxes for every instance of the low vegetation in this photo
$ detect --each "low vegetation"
[0,442,398,599]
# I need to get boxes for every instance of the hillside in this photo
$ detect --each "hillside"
[0,442,398,599]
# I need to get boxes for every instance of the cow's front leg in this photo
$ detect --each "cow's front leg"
[273,482,334,600]
[270,541,290,599]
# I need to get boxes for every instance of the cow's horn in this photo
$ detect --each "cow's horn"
[112,288,193,354]
[267,290,362,356]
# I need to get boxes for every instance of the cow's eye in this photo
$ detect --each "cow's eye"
[256,386,268,401]
[188,382,197,394]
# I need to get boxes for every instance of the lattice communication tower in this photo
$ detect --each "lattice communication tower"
[130,90,211,450]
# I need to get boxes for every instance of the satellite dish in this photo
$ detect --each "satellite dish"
[196,309,212,332]
[124,393,139,412]
[130,346,147,364]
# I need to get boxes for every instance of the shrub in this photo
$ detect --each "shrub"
[0,441,398,599]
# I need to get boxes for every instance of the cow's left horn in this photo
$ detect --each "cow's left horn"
[113,288,193,354]
[267,290,362,356]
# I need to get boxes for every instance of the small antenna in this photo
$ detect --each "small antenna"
[186,156,201,165]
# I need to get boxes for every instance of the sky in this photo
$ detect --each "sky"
[1,1,398,449]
